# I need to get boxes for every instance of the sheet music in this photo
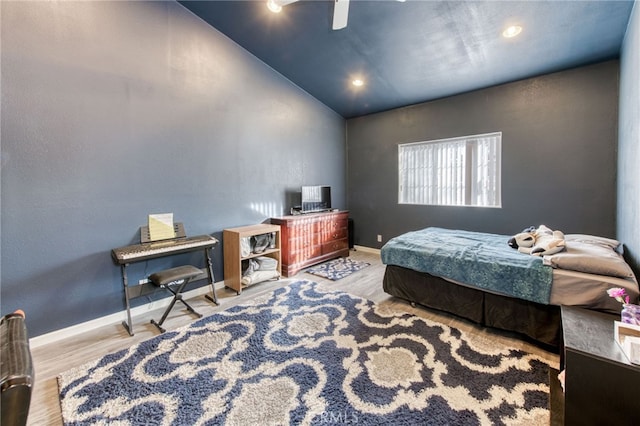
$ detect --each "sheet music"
[148,213,175,241]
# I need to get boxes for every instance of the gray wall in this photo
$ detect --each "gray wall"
[347,61,620,249]
[618,2,640,273]
[0,1,345,337]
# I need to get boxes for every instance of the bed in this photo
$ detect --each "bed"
[380,227,639,349]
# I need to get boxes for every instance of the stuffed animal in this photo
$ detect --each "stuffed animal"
[508,225,566,256]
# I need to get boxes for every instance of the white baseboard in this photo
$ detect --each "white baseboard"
[29,281,225,349]
[353,245,381,254]
[30,248,379,348]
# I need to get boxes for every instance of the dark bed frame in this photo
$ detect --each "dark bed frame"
[383,265,562,351]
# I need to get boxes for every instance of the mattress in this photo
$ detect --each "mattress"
[381,227,640,311]
[380,227,553,304]
[550,268,638,313]
[428,267,638,314]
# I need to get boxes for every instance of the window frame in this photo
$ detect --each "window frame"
[398,132,502,208]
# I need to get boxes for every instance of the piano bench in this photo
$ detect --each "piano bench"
[149,265,204,333]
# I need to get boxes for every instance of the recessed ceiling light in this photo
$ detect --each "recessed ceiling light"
[352,79,364,87]
[267,0,282,13]
[502,25,522,38]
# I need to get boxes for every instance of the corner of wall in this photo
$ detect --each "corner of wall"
[617,0,640,275]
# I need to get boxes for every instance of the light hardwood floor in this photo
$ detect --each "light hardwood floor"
[27,248,559,425]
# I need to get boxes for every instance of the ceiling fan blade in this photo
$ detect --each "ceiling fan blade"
[332,0,349,30]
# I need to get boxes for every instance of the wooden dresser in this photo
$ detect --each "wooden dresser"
[271,210,349,277]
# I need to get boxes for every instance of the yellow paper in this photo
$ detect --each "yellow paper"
[148,213,175,241]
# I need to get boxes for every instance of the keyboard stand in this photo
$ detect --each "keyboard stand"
[112,230,219,336]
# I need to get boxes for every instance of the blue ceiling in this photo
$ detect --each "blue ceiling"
[179,0,634,118]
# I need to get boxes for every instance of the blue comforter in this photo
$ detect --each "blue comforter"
[380,227,553,304]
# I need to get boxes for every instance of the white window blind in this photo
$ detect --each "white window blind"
[398,132,501,207]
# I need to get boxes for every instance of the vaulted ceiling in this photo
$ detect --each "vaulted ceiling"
[179,0,634,118]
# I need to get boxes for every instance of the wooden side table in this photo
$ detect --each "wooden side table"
[223,224,281,295]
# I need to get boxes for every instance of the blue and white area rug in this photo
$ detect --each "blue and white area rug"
[58,281,551,425]
[305,257,370,281]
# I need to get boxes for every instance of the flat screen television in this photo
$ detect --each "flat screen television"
[301,185,331,213]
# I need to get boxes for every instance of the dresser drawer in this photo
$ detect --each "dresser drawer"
[322,238,348,255]
[318,226,347,242]
[286,220,318,239]
[290,245,322,263]
[320,217,348,232]
[288,233,319,252]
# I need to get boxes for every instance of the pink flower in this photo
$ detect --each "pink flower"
[607,287,630,304]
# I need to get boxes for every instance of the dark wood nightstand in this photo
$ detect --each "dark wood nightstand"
[552,306,640,425]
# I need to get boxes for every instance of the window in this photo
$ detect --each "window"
[398,132,501,207]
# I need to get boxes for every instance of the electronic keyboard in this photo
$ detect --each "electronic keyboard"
[112,235,218,264]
